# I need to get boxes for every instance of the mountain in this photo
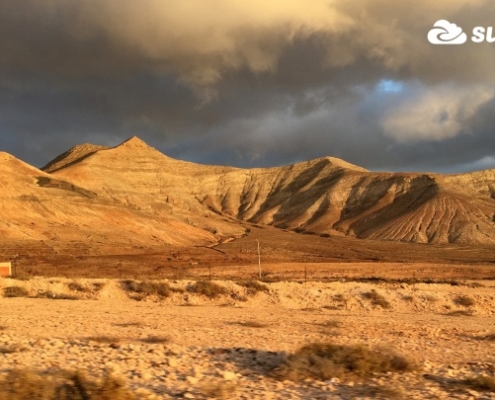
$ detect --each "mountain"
[0,147,217,251]
[40,136,495,245]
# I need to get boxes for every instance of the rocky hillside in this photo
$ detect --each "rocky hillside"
[37,136,495,245]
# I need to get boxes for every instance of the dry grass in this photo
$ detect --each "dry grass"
[455,295,475,307]
[0,369,136,399]
[3,286,29,298]
[236,280,269,295]
[0,345,26,354]
[140,335,170,344]
[457,375,495,391]
[445,310,474,317]
[362,290,391,309]
[188,281,228,299]
[86,336,121,344]
[271,342,414,381]
[316,319,342,329]
[199,378,237,399]
[235,321,269,328]
[476,333,495,341]
[67,280,104,293]
[122,280,183,300]
[35,291,79,300]
[113,322,143,328]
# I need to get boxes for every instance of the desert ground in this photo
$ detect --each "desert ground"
[1,272,495,399]
[2,138,495,398]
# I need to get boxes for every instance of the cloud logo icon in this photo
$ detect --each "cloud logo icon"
[428,20,467,45]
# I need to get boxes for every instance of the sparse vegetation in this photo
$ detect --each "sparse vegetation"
[3,286,29,298]
[455,295,475,307]
[271,342,414,381]
[188,281,228,299]
[445,310,474,317]
[86,336,121,344]
[422,294,438,303]
[35,291,79,300]
[113,322,143,328]
[0,369,136,399]
[333,294,346,303]
[122,280,183,300]
[236,321,269,328]
[236,280,269,295]
[140,335,170,344]
[67,281,86,292]
[0,345,26,354]
[457,375,495,391]
[316,319,342,329]
[362,290,391,309]
[476,333,495,341]
[199,378,237,399]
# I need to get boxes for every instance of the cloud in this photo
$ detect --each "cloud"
[381,85,495,142]
[428,20,467,44]
[0,0,495,174]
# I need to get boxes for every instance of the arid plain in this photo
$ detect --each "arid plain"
[1,137,495,399]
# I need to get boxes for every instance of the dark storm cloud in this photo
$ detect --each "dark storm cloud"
[0,0,494,172]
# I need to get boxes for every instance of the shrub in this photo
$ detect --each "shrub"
[271,342,414,381]
[86,336,121,344]
[67,281,85,292]
[455,295,475,307]
[0,369,136,399]
[35,291,79,300]
[188,281,228,299]
[236,321,269,328]
[362,290,391,309]
[140,335,170,344]
[458,375,495,391]
[236,280,269,295]
[445,310,474,317]
[122,280,179,299]
[3,286,28,298]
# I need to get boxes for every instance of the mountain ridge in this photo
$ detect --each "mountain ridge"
[35,136,495,245]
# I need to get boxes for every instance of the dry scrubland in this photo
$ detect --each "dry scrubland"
[1,275,495,399]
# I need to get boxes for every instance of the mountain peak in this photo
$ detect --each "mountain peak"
[118,136,150,148]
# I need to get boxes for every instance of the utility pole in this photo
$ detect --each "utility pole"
[256,238,261,279]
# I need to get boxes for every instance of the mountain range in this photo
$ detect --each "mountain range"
[1,136,495,254]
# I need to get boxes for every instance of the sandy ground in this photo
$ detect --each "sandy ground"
[1,277,495,399]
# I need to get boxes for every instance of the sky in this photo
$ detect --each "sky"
[1,0,495,173]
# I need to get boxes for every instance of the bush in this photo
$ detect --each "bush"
[35,291,79,300]
[140,335,170,344]
[122,280,180,299]
[458,375,495,391]
[362,290,391,309]
[3,286,28,298]
[271,342,414,381]
[455,295,475,307]
[236,280,269,295]
[0,369,136,399]
[188,281,228,299]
